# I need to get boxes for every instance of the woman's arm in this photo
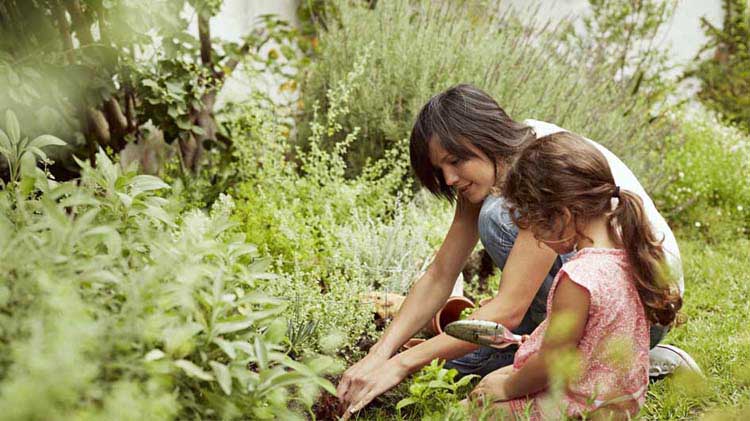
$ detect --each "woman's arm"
[337,198,482,405]
[391,230,561,378]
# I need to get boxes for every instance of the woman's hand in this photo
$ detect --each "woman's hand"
[338,355,410,420]
[337,350,388,404]
[470,365,514,404]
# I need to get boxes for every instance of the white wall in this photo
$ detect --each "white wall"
[501,0,723,71]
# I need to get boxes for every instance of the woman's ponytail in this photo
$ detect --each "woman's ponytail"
[610,188,682,326]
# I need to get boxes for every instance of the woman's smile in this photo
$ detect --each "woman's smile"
[428,139,497,203]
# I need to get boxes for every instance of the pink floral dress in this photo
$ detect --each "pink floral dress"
[507,248,650,419]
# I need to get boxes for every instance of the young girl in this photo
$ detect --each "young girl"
[469,131,683,419]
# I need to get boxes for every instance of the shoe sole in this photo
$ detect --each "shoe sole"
[652,344,702,376]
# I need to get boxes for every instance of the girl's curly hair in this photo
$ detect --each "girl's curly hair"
[502,131,682,326]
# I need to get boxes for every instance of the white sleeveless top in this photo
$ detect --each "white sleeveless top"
[525,119,684,293]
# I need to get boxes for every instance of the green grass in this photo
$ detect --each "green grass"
[641,235,750,420]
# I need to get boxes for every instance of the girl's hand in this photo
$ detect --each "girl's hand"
[339,357,409,420]
[470,365,514,404]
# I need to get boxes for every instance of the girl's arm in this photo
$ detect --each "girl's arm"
[476,275,590,401]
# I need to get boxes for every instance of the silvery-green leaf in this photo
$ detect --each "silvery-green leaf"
[209,361,232,395]
[142,205,175,226]
[5,110,20,143]
[254,337,268,370]
[144,349,166,362]
[0,129,11,153]
[175,359,214,381]
[29,134,66,150]
[116,192,133,208]
[213,338,236,359]
[232,340,253,355]
[27,145,47,162]
[19,151,36,178]
[215,319,253,335]
[237,291,283,306]
[129,175,169,197]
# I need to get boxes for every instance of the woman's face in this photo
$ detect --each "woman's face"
[428,138,498,204]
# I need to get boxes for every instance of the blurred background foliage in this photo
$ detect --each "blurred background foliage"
[1,0,750,419]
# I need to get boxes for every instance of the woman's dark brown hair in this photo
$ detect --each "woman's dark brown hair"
[409,84,536,202]
[503,131,682,326]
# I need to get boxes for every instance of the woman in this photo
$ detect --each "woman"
[337,84,693,418]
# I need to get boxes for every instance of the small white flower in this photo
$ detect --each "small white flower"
[694,221,702,228]
[738,205,744,212]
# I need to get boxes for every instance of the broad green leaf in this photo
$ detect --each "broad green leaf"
[47,182,77,200]
[175,359,214,381]
[232,340,253,355]
[209,361,232,395]
[19,151,37,178]
[277,356,336,394]
[254,337,268,370]
[0,129,11,153]
[259,372,307,396]
[0,145,11,161]
[141,205,175,226]
[116,192,133,208]
[29,134,66,150]
[236,291,283,306]
[215,319,253,335]
[396,397,418,411]
[144,349,166,361]
[142,79,159,89]
[27,146,47,161]
[306,355,335,374]
[5,110,20,143]
[213,338,236,359]
[129,175,169,197]
[426,380,452,389]
[41,196,70,229]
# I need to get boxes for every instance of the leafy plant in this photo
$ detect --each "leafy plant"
[0,110,66,189]
[0,1,302,173]
[396,359,478,419]
[690,0,750,133]
[0,146,336,419]
[655,110,750,242]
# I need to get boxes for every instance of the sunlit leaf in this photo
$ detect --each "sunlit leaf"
[210,361,232,395]
[175,359,214,381]
[5,110,20,143]
[28,134,66,150]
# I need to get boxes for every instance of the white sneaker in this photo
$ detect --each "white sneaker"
[648,344,702,380]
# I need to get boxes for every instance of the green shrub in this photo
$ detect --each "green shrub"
[656,110,750,242]
[227,51,458,357]
[0,134,335,419]
[691,0,750,133]
[298,0,673,189]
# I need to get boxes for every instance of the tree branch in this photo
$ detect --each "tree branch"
[52,1,75,64]
[65,0,94,45]
[198,13,212,67]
